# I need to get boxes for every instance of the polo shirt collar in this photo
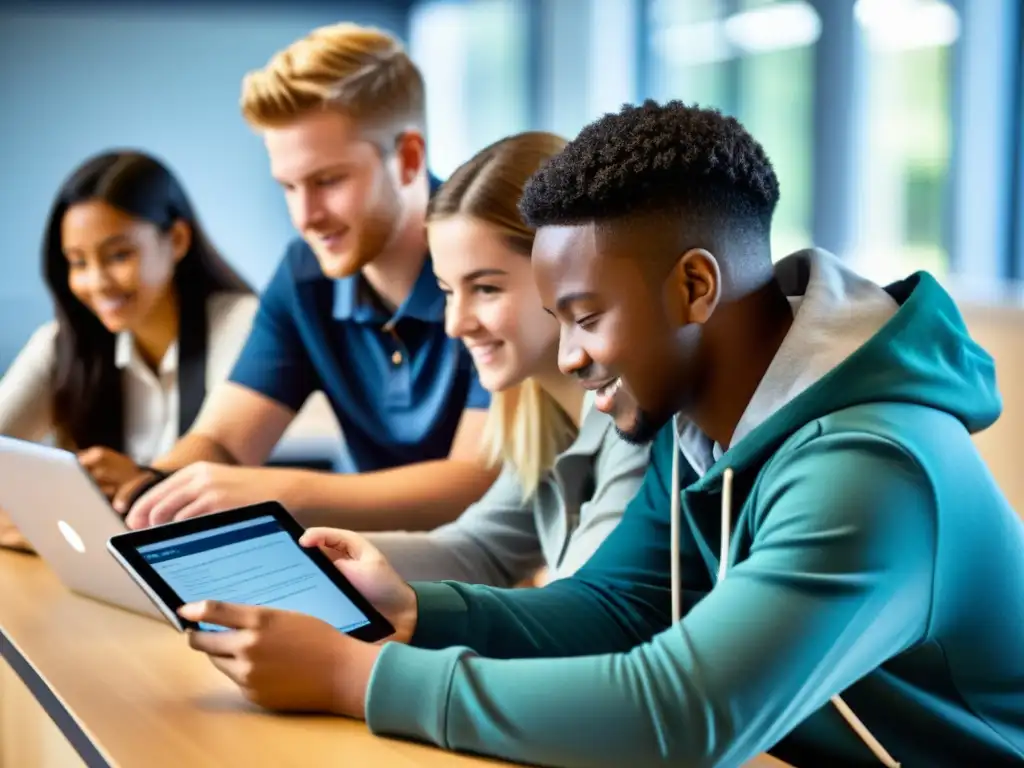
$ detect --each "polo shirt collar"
[332,172,446,325]
[332,275,369,322]
[332,254,445,325]
[399,255,446,321]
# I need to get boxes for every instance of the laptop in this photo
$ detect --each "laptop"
[0,436,161,620]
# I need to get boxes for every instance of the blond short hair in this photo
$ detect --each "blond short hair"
[240,23,425,135]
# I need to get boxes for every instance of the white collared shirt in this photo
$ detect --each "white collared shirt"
[0,293,259,464]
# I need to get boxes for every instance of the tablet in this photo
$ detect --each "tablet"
[106,501,394,643]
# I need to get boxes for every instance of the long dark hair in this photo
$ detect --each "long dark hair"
[43,150,251,452]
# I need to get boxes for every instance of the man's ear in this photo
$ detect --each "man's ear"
[393,130,426,186]
[668,248,721,325]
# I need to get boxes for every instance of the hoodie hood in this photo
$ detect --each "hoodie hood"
[676,248,1002,485]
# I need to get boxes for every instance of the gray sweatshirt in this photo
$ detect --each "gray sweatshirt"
[366,395,649,586]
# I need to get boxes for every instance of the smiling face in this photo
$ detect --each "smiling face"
[263,110,413,280]
[430,215,558,393]
[532,219,714,443]
[61,200,186,334]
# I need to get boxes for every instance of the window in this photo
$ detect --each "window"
[649,0,731,111]
[647,0,818,259]
[849,0,959,283]
[1017,42,1024,279]
[409,0,530,179]
[537,0,637,141]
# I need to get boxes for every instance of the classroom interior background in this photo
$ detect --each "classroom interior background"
[2,0,1022,507]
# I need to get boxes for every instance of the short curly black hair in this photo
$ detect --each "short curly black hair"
[519,100,780,237]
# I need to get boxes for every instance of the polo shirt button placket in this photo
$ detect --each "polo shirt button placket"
[384,322,406,368]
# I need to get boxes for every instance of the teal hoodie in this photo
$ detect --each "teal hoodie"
[365,250,1024,766]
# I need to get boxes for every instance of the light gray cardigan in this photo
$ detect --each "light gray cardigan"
[366,396,649,586]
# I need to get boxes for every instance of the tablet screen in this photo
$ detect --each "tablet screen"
[135,514,371,633]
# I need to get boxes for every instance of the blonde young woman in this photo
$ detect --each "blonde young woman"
[365,132,649,585]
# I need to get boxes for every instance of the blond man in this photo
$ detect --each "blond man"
[107,24,497,530]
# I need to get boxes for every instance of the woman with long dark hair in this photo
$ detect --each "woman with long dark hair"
[0,150,255,550]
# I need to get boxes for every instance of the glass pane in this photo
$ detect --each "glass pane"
[738,46,815,259]
[647,0,818,258]
[463,0,529,155]
[648,0,731,111]
[851,0,958,283]
[410,0,529,178]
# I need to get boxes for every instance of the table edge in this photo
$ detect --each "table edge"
[0,624,111,768]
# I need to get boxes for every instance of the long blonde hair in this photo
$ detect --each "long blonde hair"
[428,132,574,499]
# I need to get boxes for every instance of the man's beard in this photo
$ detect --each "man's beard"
[614,406,666,446]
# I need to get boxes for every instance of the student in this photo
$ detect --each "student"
[366,132,648,585]
[108,23,497,532]
[179,102,1024,766]
[0,150,254,551]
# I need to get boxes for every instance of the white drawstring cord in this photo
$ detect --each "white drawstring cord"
[670,448,681,625]
[830,692,901,767]
[718,468,733,584]
[717,467,900,768]
[670,456,901,767]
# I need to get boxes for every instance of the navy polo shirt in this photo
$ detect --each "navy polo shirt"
[228,238,489,473]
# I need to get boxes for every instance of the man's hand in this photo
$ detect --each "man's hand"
[179,601,380,717]
[0,507,32,553]
[123,463,285,530]
[299,527,419,643]
[78,447,145,499]
[111,470,167,516]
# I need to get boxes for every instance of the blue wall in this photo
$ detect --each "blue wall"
[0,2,409,370]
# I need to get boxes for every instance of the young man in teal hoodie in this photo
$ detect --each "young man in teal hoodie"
[181,102,1024,766]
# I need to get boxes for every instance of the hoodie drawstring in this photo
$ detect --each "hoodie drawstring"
[670,445,682,625]
[669,450,901,767]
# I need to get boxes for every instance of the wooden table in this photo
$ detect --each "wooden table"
[0,549,513,768]
[0,549,790,768]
